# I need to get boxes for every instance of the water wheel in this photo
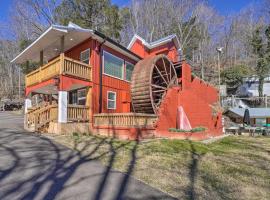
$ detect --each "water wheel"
[131,54,177,114]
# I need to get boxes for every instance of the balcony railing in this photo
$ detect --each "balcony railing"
[25,53,91,87]
[67,105,90,122]
[93,113,157,128]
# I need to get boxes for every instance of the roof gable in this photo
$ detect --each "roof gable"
[127,34,180,50]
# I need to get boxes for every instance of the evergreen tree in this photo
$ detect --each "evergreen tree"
[251,26,270,100]
[54,0,122,40]
[221,65,251,92]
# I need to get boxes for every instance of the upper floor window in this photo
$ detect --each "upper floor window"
[125,62,134,81]
[80,49,90,64]
[107,91,116,109]
[103,51,124,79]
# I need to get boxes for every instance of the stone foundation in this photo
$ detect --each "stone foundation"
[47,122,91,135]
[93,126,155,140]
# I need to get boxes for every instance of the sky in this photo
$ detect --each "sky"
[0,0,258,23]
[0,1,10,21]
[208,0,257,14]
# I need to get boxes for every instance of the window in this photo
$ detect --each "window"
[68,88,87,105]
[77,89,87,105]
[125,62,134,81]
[69,91,78,105]
[107,91,116,109]
[256,118,266,127]
[103,51,124,79]
[80,49,90,64]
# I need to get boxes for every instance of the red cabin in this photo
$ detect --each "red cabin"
[12,22,222,140]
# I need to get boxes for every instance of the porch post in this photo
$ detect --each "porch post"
[40,50,43,66]
[24,97,32,130]
[60,35,65,53]
[58,35,66,123]
[58,91,68,123]
[24,98,32,114]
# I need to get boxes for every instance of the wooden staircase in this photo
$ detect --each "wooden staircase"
[25,104,58,132]
[25,104,90,132]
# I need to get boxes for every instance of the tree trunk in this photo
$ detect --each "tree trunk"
[258,77,264,104]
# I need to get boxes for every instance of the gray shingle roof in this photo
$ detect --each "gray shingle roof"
[228,108,270,118]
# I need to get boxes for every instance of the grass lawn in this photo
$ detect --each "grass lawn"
[46,133,270,200]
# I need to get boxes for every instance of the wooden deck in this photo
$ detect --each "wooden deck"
[25,53,92,87]
[93,113,157,128]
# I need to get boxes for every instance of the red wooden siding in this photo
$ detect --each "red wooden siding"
[129,38,179,62]
[63,38,136,114]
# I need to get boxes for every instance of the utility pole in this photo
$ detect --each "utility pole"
[216,47,223,103]
[200,42,204,80]
[18,67,21,100]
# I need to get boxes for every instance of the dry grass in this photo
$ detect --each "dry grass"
[45,133,270,200]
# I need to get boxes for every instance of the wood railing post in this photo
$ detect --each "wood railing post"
[39,67,42,83]
[59,53,65,74]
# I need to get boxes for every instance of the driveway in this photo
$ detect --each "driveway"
[0,112,176,200]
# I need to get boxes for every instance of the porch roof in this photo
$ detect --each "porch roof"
[11,22,141,64]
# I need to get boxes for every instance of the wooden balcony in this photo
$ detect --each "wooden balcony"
[25,53,91,87]
[93,113,157,128]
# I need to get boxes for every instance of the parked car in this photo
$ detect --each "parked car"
[0,100,23,111]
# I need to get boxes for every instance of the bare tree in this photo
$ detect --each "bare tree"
[11,0,58,44]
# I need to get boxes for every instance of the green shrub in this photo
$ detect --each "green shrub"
[72,132,80,141]
[169,126,206,133]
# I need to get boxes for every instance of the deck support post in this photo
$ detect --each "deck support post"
[24,96,32,130]
[60,35,65,53]
[58,91,67,123]
[24,98,32,114]
[40,50,43,66]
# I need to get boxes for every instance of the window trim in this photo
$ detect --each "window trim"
[80,48,90,64]
[125,61,134,82]
[103,50,124,80]
[107,91,116,110]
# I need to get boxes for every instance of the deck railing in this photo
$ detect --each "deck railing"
[26,104,58,130]
[67,105,89,122]
[93,113,157,128]
[26,104,89,131]
[25,53,91,87]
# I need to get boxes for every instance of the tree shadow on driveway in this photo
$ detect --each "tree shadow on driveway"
[0,127,176,200]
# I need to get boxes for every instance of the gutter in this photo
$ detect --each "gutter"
[93,30,142,60]
[97,39,106,113]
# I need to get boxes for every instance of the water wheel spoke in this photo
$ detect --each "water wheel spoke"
[152,89,166,93]
[154,65,168,85]
[151,84,167,90]
[162,57,170,83]
[170,63,172,80]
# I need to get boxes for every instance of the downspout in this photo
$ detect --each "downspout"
[98,39,106,113]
